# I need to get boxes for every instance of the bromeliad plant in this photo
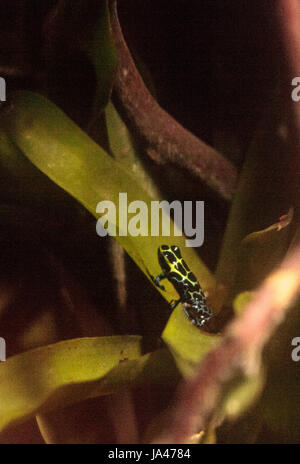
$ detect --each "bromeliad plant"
[0,0,300,444]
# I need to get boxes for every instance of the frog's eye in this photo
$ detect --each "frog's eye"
[161,245,169,251]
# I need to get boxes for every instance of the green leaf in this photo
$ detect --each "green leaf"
[0,336,179,433]
[0,91,215,303]
[162,305,220,377]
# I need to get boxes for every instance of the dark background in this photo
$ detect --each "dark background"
[0,0,281,159]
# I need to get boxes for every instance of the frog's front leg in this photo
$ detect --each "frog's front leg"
[151,271,167,291]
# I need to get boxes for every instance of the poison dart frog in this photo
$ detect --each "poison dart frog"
[151,245,213,328]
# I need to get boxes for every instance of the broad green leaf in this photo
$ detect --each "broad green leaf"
[0,336,179,433]
[0,91,215,303]
[162,305,220,377]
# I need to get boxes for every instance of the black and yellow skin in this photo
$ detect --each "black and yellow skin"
[152,245,213,328]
